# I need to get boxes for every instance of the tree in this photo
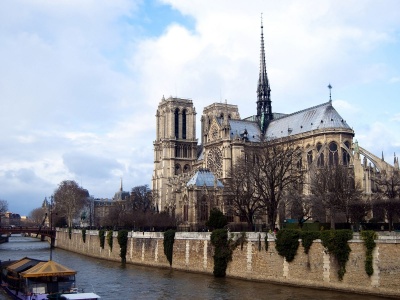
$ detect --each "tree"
[100,185,165,230]
[372,170,400,231]
[53,180,89,227]
[346,198,371,224]
[311,165,363,229]
[29,207,47,225]
[206,208,228,230]
[285,191,323,228]
[0,199,8,226]
[226,158,263,229]
[250,141,303,230]
[151,211,177,230]
[0,199,8,213]
[129,185,154,212]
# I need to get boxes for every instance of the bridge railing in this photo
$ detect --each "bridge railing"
[0,226,56,237]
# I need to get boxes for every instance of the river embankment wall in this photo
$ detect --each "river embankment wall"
[55,229,400,298]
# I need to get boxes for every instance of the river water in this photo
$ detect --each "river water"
[0,235,394,300]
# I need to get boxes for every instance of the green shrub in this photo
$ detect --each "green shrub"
[117,230,129,263]
[82,228,86,243]
[300,231,320,254]
[163,229,176,266]
[99,229,105,249]
[107,230,113,251]
[275,229,300,262]
[320,230,353,280]
[361,230,377,276]
[206,208,228,230]
[264,234,269,252]
[210,229,232,277]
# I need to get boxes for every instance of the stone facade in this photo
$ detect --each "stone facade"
[151,23,399,228]
[55,229,400,298]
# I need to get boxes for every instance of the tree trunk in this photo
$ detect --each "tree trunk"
[330,208,335,230]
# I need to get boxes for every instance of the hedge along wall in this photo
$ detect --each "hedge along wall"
[54,229,400,298]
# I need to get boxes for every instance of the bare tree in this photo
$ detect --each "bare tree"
[372,170,400,231]
[53,180,89,227]
[0,199,7,213]
[347,198,371,224]
[226,157,264,229]
[129,185,154,212]
[29,207,47,225]
[103,200,128,228]
[0,199,9,226]
[285,188,322,228]
[250,141,304,230]
[311,165,363,229]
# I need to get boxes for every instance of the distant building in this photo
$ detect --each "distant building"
[1,212,21,226]
[92,179,130,227]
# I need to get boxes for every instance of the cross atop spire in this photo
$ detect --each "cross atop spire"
[328,83,332,101]
[257,13,272,134]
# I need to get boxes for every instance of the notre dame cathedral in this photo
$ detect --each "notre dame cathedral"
[152,22,398,230]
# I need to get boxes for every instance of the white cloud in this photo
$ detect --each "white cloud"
[1,0,400,215]
[355,121,400,158]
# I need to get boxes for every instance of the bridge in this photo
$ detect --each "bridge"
[0,226,56,246]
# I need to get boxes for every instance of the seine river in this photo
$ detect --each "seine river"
[0,235,394,300]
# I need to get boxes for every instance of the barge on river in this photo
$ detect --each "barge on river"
[0,257,100,300]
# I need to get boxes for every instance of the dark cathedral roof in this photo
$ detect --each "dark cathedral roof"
[229,119,261,141]
[207,101,351,143]
[265,101,352,139]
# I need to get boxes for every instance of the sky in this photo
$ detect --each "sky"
[1,0,400,216]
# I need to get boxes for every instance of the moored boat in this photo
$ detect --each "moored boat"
[0,257,100,300]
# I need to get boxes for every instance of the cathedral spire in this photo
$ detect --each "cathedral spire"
[257,14,272,134]
[120,177,123,192]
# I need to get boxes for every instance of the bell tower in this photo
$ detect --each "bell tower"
[152,96,197,211]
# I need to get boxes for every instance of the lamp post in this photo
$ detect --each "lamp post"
[49,196,53,230]
[49,195,55,260]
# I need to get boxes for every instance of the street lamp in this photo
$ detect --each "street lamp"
[49,196,54,231]
[49,195,55,260]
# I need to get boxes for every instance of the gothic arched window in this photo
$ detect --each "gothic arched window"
[183,196,189,222]
[182,109,187,140]
[342,141,351,166]
[183,145,188,158]
[174,108,179,139]
[295,148,302,170]
[317,143,324,167]
[175,145,181,158]
[175,164,181,175]
[329,142,339,166]
[307,150,313,166]
[183,203,189,222]
[199,195,208,221]
[183,164,190,173]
